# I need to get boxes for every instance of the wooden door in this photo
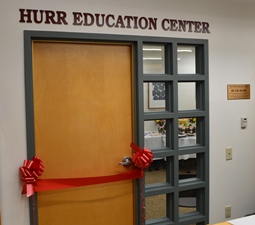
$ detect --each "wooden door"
[32,41,135,225]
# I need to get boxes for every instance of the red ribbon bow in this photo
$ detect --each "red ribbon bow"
[19,156,44,197]
[130,142,153,169]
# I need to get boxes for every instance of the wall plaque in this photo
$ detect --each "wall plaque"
[227,84,250,100]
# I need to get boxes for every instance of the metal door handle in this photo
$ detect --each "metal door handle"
[119,156,132,166]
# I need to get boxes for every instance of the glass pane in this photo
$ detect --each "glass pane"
[144,120,166,149]
[145,133,165,149]
[178,82,196,110]
[178,118,197,147]
[145,159,166,184]
[143,45,165,74]
[144,120,160,134]
[179,136,197,147]
[179,156,197,180]
[147,82,166,111]
[177,46,196,74]
[179,190,197,215]
[144,82,166,111]
[146,194,166,220]
[144,120,167,185]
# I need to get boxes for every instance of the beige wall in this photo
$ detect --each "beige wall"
[1,0,255,224]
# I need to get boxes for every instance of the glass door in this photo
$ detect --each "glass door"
[142,40,209,225]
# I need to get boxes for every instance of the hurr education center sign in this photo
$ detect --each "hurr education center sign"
[19,9,211,33]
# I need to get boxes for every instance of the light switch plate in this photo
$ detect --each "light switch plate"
[225,205,231,218]
[226,147,232,160]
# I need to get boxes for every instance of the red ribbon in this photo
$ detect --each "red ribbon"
[33,169,143,192]
[130,142,153,169]
[19,156,45,197]
[20,143,153,197]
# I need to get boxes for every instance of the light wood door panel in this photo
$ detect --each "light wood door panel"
[32,42,134,225]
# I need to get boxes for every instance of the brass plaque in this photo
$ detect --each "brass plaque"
[227,84,250,100]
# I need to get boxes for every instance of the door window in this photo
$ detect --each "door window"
[142,41,209,225]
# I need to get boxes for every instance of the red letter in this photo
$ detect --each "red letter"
[95,14,105,27]
[186,21,194,32]
[33,10,44,24]
[138,17,148,30]
[45,10,57,24]
[161,19,169,31]
[178,20,186,32]
[194,21,202,33]
[106,14,115,27]
[115,15,125,28]
[148,18,157,30]
[56,11,68,25]
[169,19,178,31]
[124,16,133,28]
[73,12,83,25]
[83,13,94,26]
[133,16,139,29]
[202,22,210,33]
[19,9,32,23]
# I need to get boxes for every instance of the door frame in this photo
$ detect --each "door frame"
[24,30,209,225]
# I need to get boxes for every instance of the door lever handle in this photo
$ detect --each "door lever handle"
[119,156,132,166]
